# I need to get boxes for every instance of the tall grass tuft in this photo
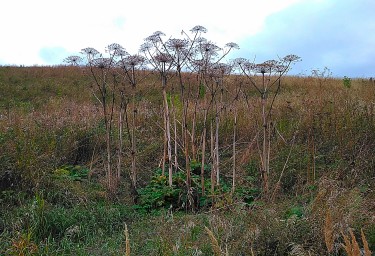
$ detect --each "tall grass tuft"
[324,208,334,253]
[205,226,221,256]
[341,229,362,256]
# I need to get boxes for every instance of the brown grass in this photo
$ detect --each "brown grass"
[324,208,334,253]
[341,229,371,256]
[205,226,222,256]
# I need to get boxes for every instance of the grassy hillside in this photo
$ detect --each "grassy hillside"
[0,66,374,255]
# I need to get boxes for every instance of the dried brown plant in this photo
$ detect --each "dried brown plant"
[324,208,334,253]
[205,226,222,256]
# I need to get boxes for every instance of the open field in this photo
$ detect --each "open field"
[0,66,374,255]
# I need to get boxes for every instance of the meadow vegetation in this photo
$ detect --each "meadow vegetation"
[0,27,374,255]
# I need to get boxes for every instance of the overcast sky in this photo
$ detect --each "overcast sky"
[1,0,374,78]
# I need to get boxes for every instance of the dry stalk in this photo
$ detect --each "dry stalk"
[324,208,334,253]
[205,226,221,256]
[124,223,130,256]
[349,229,361,256]
[342,231,352,256]
[341,229,364,256]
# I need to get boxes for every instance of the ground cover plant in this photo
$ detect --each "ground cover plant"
[0,26,374,255]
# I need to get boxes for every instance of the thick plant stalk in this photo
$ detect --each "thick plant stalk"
[130,87,137,189]
[172,97,178,171]
[201,108,207,195]
[161,70,173,186]
[162,111,167,176]
[215,113,220,185]
[210,121,216,193]
[232,108,237,194]
[184,104,191,190]
[191,91,199,161]
[117,92,125,180]
[261,92,269,195]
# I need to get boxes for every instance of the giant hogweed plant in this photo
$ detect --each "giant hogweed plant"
[64,25,299,208]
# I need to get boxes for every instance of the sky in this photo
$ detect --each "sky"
[1,0,374,78]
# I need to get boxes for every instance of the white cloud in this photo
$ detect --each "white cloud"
[0,0,302,65]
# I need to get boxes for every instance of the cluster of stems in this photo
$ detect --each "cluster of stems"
[64,26,300,202]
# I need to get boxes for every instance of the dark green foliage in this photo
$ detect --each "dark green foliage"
[135,165,237,212]
[135,170,182,211]
[343,76,352,88]
[366,224,375,252]
[53,165,90,181]
[284,205,304,219]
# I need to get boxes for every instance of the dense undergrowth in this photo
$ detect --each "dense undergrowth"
[0,66,374,255]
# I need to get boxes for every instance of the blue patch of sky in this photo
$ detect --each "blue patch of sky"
[39,47,72,65]
[233,0,375,78]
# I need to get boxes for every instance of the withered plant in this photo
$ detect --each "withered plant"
[65,46,121,192]
[117,53,147,192]
[234,55,300,196]
[189,37,239,195]
[141,31,175,186]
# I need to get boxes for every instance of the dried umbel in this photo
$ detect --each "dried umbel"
[196,37,208,44]
[283,54,301,62]
[107,43,128,57]
[145,31,166,44]
[139,42,153,53]
[254,60,279,74]
[225,42,240,50]
[118,54,146,68]
[190,25,207,33]
[166,38,189,51]
[209,63,232,78]
[199,41,221,57]
[154,53,173,64]
[63,56,83,66]
[91,57,112,69]
[81,47,100,58]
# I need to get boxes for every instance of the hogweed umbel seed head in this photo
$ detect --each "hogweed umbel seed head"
[154,53,173,63]
[190,25,207,33]
[91,57,112,69]
[81,47,100,58]
[118,54,146,68]
[107,43,128,57]
[283,54,301,63]
[225,42,240,50]
[166,38,189,51]
[139,42,153,53]
[64,56,83,66]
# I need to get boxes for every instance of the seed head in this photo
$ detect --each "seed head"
[283,54,301,63]
[139,42,153,53]
[166,38,189,51]
[209,63,232,77]
[107,43,128,57]
[154,53,173,63]
[91,57,111,69]
[81,47,100,58]
[118,54,146,68]
[190,25,207,33]
[145,31,165,43]
[64,56,83,66]
[225,42,239,50]
[199,41,221,57]
[196,37,208,44]
[275,64,288,73]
